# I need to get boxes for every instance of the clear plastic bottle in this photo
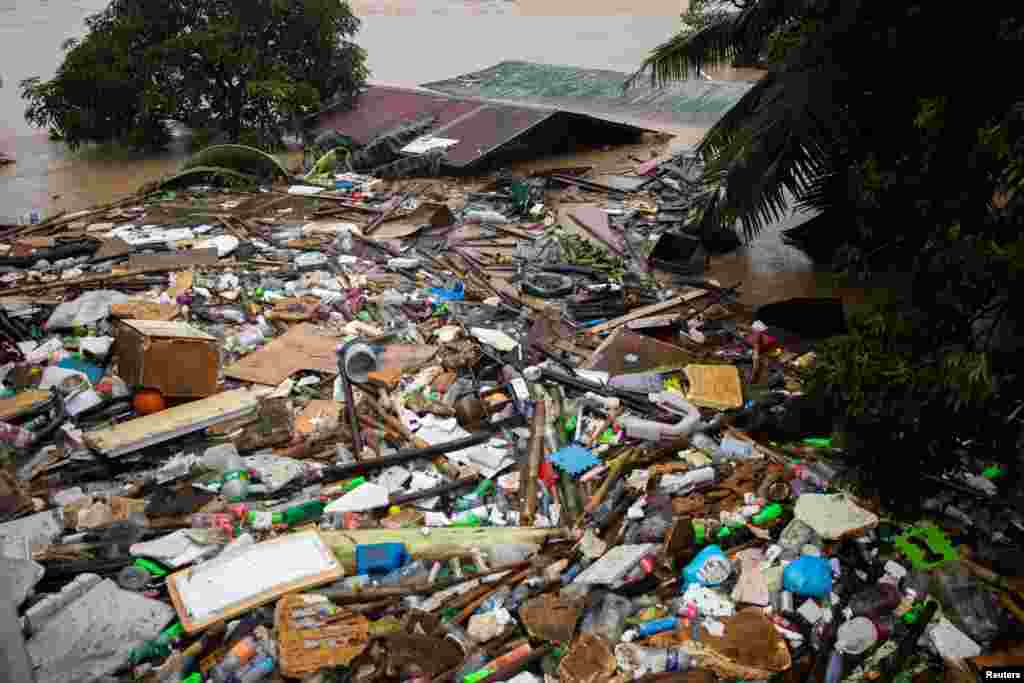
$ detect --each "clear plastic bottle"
[615,644,695,677]
[210,635,265,683]
[228,654,276,683]
[202,444,250,502]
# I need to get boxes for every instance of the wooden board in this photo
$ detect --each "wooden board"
[585,290,707,336]
[84,387,269,457]
[684,364,744,410]
[167,530,343,634]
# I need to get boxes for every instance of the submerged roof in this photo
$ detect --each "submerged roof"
[422,61,753,126]
[311,84,651,170]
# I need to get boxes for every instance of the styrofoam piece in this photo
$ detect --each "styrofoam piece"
[573,544,658,585]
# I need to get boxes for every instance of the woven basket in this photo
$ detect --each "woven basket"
[275,594,370,678]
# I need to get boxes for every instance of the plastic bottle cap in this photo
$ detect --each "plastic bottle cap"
[389,506,401,516]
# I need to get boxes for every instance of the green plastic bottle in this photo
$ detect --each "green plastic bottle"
[752,503,783,525]
[283,499,326,526]
[129,621,184,664]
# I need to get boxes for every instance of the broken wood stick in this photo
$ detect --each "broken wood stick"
[0,266,177,296]
[521,399,546,527]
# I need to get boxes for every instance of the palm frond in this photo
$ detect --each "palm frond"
[694,69,842,239]
[623,20,740,90]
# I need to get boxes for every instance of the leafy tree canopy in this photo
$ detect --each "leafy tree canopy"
[629,2,1024,506]
[21,0,368,150]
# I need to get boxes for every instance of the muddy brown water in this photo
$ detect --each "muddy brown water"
[0,0,883,309]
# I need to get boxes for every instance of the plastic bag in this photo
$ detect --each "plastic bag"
[681,545,732,590]
[929,562,1005,645]
[45,290,129,329]
[783,555,833,597]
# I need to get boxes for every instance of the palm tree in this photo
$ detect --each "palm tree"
[624,1,1022,269]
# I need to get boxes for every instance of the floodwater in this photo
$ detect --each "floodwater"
[0,0,880,307]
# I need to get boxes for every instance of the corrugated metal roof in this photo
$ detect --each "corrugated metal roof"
[422,61,753,125]
[432,104,552,166]
[315,86,483,147]
[311,84,648,170]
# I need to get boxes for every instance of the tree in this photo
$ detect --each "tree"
[627,2,1024,507]
[21,0,367,150]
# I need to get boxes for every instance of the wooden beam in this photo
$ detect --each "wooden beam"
[585,289,707,336]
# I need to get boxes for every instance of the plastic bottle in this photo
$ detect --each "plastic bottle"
[199,306,248,324]
[608,370,676,393]
[452,651,490,683]
[615,644,695,676]
[210,635,263,683]
[201,444,250,502]
[623,616,679,642]
[229,654,276,683]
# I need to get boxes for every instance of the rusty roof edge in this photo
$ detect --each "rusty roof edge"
[434,105,560,169]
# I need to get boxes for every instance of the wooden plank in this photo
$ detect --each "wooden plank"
[84,387,269,457]
[321,527,566,573]
[585,289,707,336]
[167,530,343,634]
[0,266,175,297]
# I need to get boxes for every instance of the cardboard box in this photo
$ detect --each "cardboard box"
[116,319,219,398]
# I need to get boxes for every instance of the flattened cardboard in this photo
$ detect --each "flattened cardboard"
[684,364,744,410]
[110,301,180,321]
[224,323,341,385]
[116,319,218,397]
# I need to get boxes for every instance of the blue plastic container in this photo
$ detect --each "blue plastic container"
[356,543,409,575]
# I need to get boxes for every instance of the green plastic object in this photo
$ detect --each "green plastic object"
[129,621,184,664]
[451,513,481,528]
[134,558,169,578]
[182,673,202,683]
[982,465,1005,479]
[802,437,832,448]
[284,500,326,526]
[752,503,783,525]
[693,520,706,545]
[344,477,367,492]
[893,523,958,570]
[473,479,494,498]
[463,667,495,683]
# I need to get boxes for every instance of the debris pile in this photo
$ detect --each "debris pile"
[0,149,1020,683]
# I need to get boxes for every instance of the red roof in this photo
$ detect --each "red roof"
[313,85,556,168]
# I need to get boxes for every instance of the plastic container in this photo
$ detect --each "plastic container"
[356,543,410,575]
[624,617,679,641]
[615,644,695,676]
[201,444,250,502]
[229,654,276,683]
[608,371,670,393]
[210,635,263,683]
[681,545,732,590]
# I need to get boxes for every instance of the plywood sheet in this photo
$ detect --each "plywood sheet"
[168,530,343,633]
[684,364,744,410]
[84,387,268,457]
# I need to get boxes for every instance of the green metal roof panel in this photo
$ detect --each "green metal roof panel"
[422,61,753,124]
